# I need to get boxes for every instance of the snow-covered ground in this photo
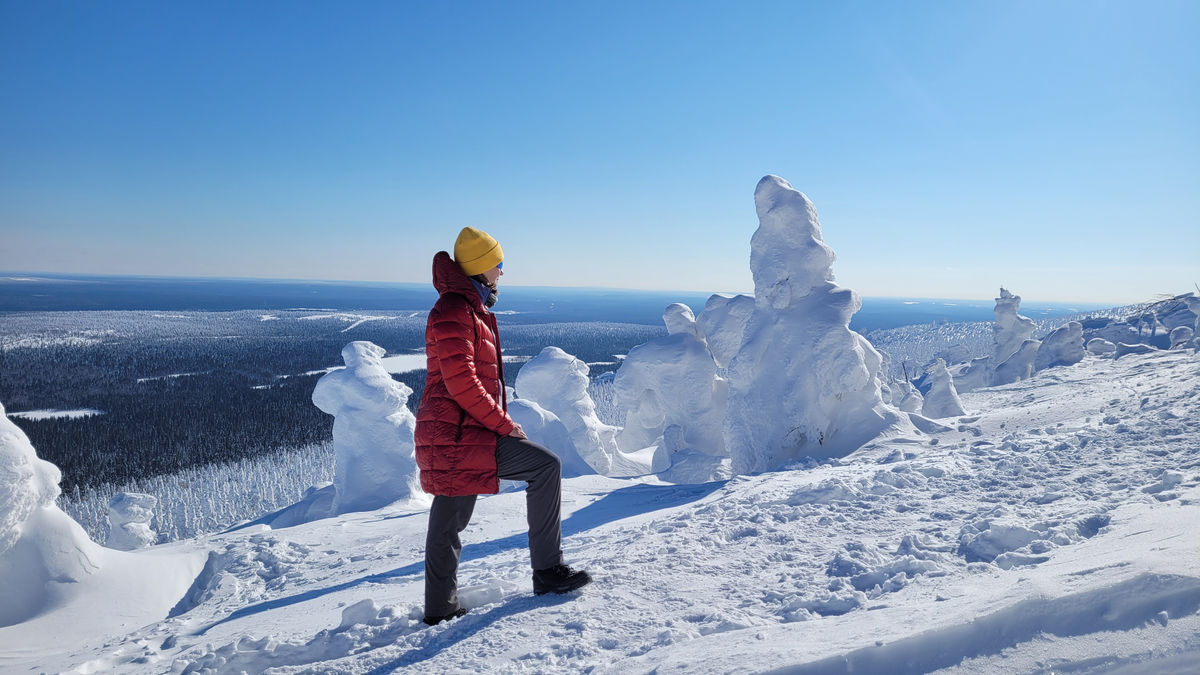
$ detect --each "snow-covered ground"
[4,408,105,421]
[2,348,1196,673]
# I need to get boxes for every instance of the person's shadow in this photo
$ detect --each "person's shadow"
[189,480,725,639]
[363,592,577,673]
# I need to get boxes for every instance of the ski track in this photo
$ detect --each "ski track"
[11,351,1200,673]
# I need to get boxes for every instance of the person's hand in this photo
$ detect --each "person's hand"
[508,423,528,440]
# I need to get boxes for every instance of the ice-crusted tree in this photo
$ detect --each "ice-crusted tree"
[920,359,966,419]
[516,346,668,477]
[614,305,726,455]
[877,351,924,413]
[312,341,423,514]
[106,492,158,550]
[724,175,910,474]
[695,293,755,369]
[612,303,729,482]
[0,400,103,627]
[993,339,1040,385]
[506,397,592,477]
[993,288,1036,366]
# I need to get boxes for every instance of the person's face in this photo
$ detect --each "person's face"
[481,263,503,285]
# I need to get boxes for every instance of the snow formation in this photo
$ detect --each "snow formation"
[882,377,924,413]
[612,303,729,481]
[312,341,423,514]
[993,338,1041,386]
[1185,295,1200,347]
[1034,321,1084,371]
[1116,341,1159,358]
[504,398,591,477]
[724,175,909,474]
[1171,325,1194,349]
[993,288,1036,366]
[693,293,754,369]
[515,346,668,477]
[1087,337,1117,356]
[0,400,103,627]
[919,359,966,419]
[949,355,992,393]
[106,492,158,551]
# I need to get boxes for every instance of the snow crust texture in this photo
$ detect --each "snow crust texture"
[311,341,423,514]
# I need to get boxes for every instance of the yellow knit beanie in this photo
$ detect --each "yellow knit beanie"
[454,227,504,276]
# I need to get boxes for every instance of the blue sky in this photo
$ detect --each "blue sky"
[1,1,1196,303]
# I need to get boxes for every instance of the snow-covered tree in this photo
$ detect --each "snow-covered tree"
[312,341,423,514]
[724,176,910,474]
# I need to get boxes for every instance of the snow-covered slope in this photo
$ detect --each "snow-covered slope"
[1,350,1198,673]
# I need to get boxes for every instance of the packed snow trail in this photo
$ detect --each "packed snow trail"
[1,350,1198,673]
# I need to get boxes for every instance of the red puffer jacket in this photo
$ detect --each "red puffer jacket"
[415,251,516,496]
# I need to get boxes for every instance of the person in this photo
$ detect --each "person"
[415,226,592,626]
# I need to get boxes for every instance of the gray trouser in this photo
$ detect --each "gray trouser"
[424,436,564,617]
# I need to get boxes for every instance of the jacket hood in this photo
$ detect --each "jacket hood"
[432,251,485,310]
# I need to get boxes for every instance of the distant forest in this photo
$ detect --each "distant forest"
[1,310,662,493]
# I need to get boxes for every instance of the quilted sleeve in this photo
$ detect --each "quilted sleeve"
[429,295,516,436]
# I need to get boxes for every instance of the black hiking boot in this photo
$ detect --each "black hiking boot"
[533,564,592,595]
[422,606,467,626]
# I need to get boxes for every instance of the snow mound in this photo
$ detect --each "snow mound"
[312,341,424,514]
[1170,325,1194,349]
[1116,342,1159,358]
[0,400,103,627]
[1087,337,1117,356]
[725,175,911,474]
[880,352,924,413]
[1035,321,1084,371]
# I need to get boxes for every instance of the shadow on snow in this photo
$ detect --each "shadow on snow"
[191,479,725,637]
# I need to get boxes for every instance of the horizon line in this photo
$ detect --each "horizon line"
[0,270,1151,307]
